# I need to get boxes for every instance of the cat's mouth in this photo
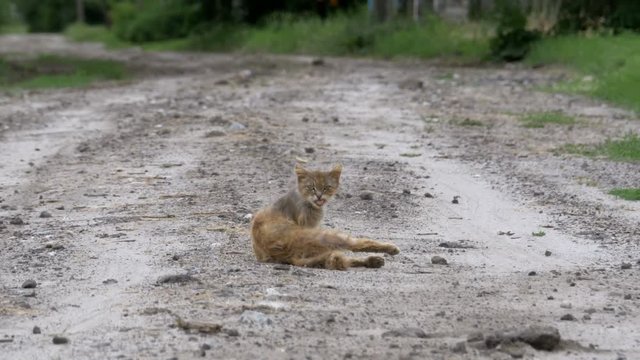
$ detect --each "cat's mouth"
[314,198,327,207]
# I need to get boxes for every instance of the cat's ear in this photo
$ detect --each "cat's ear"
[329,164,342,181]
[294,163,307,180]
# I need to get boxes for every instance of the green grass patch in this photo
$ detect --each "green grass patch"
[532,230,546,237]
[520,111,575,128]
[563,133,640,162]
[528,33,640,112]
[64,8,492,63]
[64,23,131,49]
[0,23,27,34]
[609,188,640,201]
[0,55,128,90]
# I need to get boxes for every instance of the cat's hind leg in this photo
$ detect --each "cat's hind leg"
[349,238,399,255]
[349,255,385,268]
[290,251,352,270]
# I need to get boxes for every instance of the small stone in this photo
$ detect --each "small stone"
[583,314,591,320]
[172,254,180,261]
[402,189,411,195]
[9,217,24,225]
[516,325,561,351]
[224,328,240,337]
[52,336,69,344]
[304,147,315,154]
[55,206,65,210]
[584,308,597,314]
[39,211,52,218]
[431,256,448,265]
[560,314,576,321]
[301,117,309,122]
[156,274,201,285]
[273,264,290,271]
[201,344,211,350]
[624,294,632,300]
[398,79,424,91]
[452,196,460,204]
[451,341,467,354]
[528,271,537,276]
[424,192,434,198]
[382,327,428,338]
[311,58,325,66]
[621,263,632,270]
[32,326,41,334]
[544,250,552,257]
[560,301,572,309]
[359,191,374,200]
[239,310,272,327]
[204,130,226,138]
[44,241,64,250]
[228,122,246,131]
[22,280,37,289]
[102,279,118,285]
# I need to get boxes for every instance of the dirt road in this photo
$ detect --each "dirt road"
[1,35,639,359]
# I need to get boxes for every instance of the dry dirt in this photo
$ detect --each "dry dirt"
[0,35,639,360]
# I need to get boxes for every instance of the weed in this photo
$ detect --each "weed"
[520,111,575,128]
[562,133,640,162]
[0,55,128,90]
[532,230,546,237]
[609,188,640,201]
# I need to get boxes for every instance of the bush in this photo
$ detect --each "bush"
[490,1,539,61]
[557,0,640,33]
[111,0,202,43]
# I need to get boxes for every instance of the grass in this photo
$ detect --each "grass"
[609,188,640,201]
[0,55,128,90]
[64,9,492,63]
[0,23,27,34]
[456,118,484,127]
[64,23,130,49]
[532,231,546,237]
[520,111,575,128]
[563,133,640,162]
[528,32,640,113]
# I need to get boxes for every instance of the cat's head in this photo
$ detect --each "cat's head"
[295,163,342,208]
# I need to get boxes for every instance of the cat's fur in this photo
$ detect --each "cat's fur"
[251,164,399,270]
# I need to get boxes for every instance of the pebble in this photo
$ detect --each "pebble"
[304,147,315,154]
[528,271,537,276]
[311,58,325,66]
[544,250,552,257]
[39,211,52,218]
[583,314,591,321]
[398,79,424,91]
[382,327,428,338]
[359,191,374,200]
[402,189,411,195]
[560,314,576,321]
[172,254,180,261]
[9,217,25,225]
[431,256,448,265]
[204,130,226,138]
[451,341,467,354]
[484,325,561,351]
[621,263,632,270]
[452,196,460,204]
[32,326,41,334]
[52,336,69,344]
[239,310,273,327]
[22,280,37,289]
[156,274,201,285]
[624,294,632,300]
[560,301,572,309]
[224,328,240,337]
[102,279,118,285]
[228,122,247,131]
[44,241,64,250]
[424,192,434,198]
[273,264,290,271]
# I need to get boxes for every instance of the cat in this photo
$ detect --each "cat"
[250,163,399,270]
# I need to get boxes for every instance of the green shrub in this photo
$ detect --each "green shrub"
[490,1,539,61]
[112,0,202,43]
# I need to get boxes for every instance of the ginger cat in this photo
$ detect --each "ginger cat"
[251,163,399,270]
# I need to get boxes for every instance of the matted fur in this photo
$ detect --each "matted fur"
[251,164,399,270]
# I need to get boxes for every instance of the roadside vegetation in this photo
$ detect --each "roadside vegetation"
[520,111,575,128]
[609,188,640,201]
[563,133,640,162]
[0,55,128,90]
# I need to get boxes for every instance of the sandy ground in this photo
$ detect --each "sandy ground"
[0,35,639,360]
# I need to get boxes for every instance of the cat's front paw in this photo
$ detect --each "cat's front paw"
[386,244,400,255]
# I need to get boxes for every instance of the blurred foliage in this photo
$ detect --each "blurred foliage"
[490,1,539,61]
[557,0,640,33]
[15,0,107,32]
